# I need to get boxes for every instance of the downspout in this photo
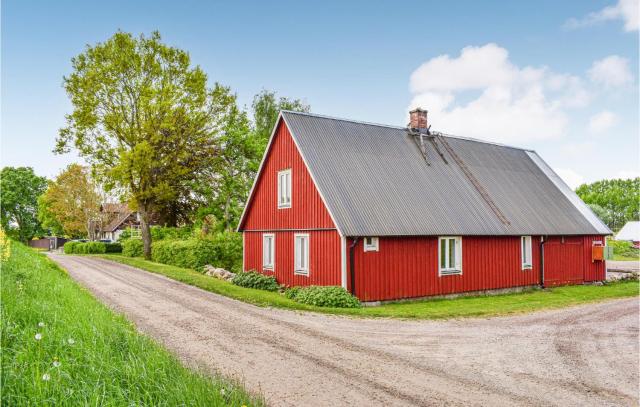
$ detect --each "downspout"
[349,237,360,296]
[539,236,546,289]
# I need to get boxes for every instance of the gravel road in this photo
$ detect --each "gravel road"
[49,254,639,407]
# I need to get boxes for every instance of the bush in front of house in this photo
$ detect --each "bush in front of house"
[104,242,122,253]
[151,239,216,271]
[63,241,79,254]
[122,239,144,257]
[149,233,242,272]
[63,241,106,254]
[231,271,280,292]
[285,286,361,308]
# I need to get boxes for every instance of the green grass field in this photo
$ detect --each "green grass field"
[1,242,261,406]
[99,254,639,320]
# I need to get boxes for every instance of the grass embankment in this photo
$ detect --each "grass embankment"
[99,254,639,320]
[1,242,260,406]
[613,254,640,261]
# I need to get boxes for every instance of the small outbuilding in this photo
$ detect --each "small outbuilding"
[237,109,611,301]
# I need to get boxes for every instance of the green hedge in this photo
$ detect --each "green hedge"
[122,239,144,257]
[63,241,79,254]
[609,240,639,258]
[104,242,122,253]
[63,241,106,254]
[231,271,280,292]
[150,233,242,272]
[285,286,361,308]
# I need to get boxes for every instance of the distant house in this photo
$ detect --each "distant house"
[616,221,640,248]
[99,203,141,241]
[238,109,611,302]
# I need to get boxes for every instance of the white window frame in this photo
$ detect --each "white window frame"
[294,233,309,276]
[262,233,275,271]
[277,169,292,209]
[438,236,462,276]
[521,236,533,270]
[363,237,379,252]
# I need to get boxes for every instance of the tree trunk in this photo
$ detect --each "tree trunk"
[139,204,152,260]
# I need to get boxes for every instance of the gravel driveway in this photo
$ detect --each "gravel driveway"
[49,254,639,407]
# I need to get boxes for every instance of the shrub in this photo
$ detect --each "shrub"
[609,240,639,258]
[151,239,215,271]
[150,233,242,272]
[232,271,280,292]
[151,226,194,241]
[104,242,122,253]
[63,241,79,254]
[122,239,144,257]
[210,232,242,272]
[286,286,361,308]
[63,241,106,254]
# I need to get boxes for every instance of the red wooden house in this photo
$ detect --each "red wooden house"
[238,109,611,301]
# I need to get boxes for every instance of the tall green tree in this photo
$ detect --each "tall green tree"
[251,89,309,151]
[576,178,640,231]
[0,167,47,242]
[55,31,227,258]
[37,164,102,238]
[197,88,253,232]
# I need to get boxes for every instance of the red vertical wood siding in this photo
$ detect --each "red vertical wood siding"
[542,235,607,286]
[244,230,341,287]
[241,120,335,230]
[351,236,541,302]
[240,119,341,287]
[583,235,607,282]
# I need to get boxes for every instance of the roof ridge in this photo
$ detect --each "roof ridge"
[281,110,534,152]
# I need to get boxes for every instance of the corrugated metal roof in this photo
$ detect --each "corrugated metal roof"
[281,110,611,236]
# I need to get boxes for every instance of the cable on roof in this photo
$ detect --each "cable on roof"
[435,133,511,226]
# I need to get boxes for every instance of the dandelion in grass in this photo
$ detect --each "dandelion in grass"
[42,373,50,381]
[220,388,226,396]
[38,322,45,327]
[67,338,75,345]
[35,333,42,341]
[53,357,61,368]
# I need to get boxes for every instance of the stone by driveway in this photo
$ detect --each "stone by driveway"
[49,253,639,407]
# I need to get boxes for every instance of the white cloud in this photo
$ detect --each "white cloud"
[588,111,618,133]
[564,0,639,32]
[588,55,634,88]
[555,168,586,189]
[408,43,589,143]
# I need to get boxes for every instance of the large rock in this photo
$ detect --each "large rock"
[204,265,236,281]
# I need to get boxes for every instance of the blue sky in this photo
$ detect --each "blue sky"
[2,0,638,188]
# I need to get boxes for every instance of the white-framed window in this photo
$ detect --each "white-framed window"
[363,237,379,252]
[521,236,532,270]
[262,233,275,270]
[277,169,291,208]
[438,236,462,276]
[294,233,309,276]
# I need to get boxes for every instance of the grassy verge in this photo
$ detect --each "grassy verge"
[612,254,640,261]
[1,242,261,406]
[98,254,639,319]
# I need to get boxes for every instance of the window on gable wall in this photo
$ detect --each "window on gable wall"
[521,236,532,270]
[294,234,309,276]
[277,169,291,208]
[363,237,379,252]
[263,234,274,270]
[439,236,462,276]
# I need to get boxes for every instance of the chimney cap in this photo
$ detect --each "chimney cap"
[409,107,428,113]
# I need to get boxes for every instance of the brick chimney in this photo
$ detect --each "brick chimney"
[408,108,428,130]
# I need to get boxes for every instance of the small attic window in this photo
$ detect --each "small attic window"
[363,237,379,252]
[277,169,291,208]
